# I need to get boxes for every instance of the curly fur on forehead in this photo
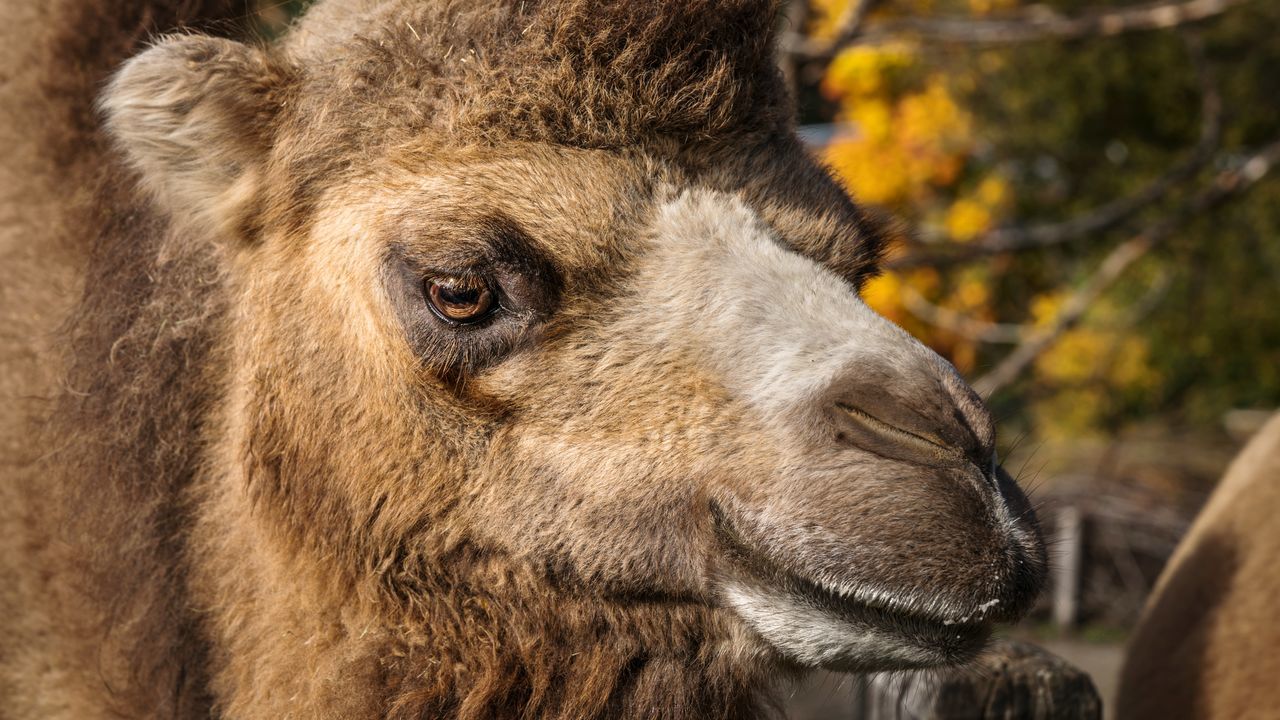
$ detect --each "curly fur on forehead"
[285,0,790,149]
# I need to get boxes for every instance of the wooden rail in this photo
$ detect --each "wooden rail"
[850,639,1102,719]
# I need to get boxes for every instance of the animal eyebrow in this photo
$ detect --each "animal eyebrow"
[389,211,557,274]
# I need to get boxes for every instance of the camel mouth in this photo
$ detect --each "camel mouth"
[710,501,994,670]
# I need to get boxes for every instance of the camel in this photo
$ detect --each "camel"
[1118,412,1280,719]
[0,0,1048,717]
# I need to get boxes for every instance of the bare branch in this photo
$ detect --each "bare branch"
[972,137,1280,396]
[902,266,1168,345]
[890,35,1223,270]
[903,267,1173,342]
[866,0,1250,44]
[972,235,1155,396]
[784,0,1252,56]
[782,0,880,56]
[829,0,883,47]
[900,285,1027,343]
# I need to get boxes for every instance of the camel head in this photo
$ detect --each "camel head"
[100,0,1046,676]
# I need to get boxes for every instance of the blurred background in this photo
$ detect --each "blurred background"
[773,0,1279,715]
[258,0,1279,715]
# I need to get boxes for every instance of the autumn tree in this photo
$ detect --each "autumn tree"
[786,0,1279,441]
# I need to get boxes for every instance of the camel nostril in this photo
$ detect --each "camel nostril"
[966,428,997,473]
[834,402,969,468]
[824,341,996,471]
[832,370,996,472]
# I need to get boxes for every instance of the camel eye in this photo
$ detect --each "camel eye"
[425,275,496,325]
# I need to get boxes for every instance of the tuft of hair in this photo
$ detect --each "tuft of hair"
[283,0,790,151]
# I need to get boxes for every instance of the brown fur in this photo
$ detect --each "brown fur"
[1,3,249,716]
[0,1,1045,718]
[1118,413,1280,720]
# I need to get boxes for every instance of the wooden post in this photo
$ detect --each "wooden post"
[851,639,1103,719]
[1053,505,1084,631]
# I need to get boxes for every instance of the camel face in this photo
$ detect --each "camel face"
[95,0,1045,685]
[197,139,1044,672]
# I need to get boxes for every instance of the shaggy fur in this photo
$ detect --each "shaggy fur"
[0,1,1046,718]
[1,4,247,716]
[1117,413,1280,720]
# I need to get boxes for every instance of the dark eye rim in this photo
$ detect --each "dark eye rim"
[423,274,502,326]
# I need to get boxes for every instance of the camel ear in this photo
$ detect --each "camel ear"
[101,35,289,241]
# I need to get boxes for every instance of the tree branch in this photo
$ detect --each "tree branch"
[784,0,1252,56]
[972,137,1280,396]
[900,285,1027,343]
[901,264,1168,345]
[971,235,1155,396]
[890,34,1223,269]
[829,0,883,48]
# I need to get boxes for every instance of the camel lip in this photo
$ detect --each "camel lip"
[709,500,995,664]
[771,563,995,656]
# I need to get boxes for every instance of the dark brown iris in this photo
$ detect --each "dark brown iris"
[425,275,495,324]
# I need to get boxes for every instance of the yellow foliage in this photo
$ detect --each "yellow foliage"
[1027,290,1162,436]
[944,199,992,242]
[1032,331,1153,439]
[1111,335,1159,389]
[862,265,991,375]
[942,174,1010,241]
[976,175,1010,207]
[848,99,894,143]
[1030,291,1065,326]
[897,77,971,146]
[823,44,917,101]
[910,267,942,294]
[1038,328,1109,384]
[978,50,1007,74]
[861,270,904,320]
[814,8,1019,385]
[812,0,1165,439]
[822,36,976,208]
[808,0,848,39]
[955,274,990,311]
[825,138,914,206]
[951,341,978,375]
[823,78,974,208]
